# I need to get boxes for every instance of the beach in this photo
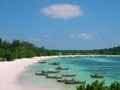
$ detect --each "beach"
[0,56,60,90]
[0,55,120,90]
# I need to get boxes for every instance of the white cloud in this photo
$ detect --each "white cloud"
[70,33,92,40]
[78,33,92,39]
[41,4,83,19]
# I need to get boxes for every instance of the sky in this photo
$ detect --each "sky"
[0,0,120,50]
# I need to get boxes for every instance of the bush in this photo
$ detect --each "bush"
[77,80,120,90]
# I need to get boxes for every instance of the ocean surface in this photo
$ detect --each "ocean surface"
[19,56,120,90]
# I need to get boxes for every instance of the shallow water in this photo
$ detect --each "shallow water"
[19,56,120,90]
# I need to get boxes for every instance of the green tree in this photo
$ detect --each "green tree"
[0,38,2,48]
[12,40,21,47]
[77,85,85,90]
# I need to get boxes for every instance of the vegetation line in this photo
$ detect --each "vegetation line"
[0,38,120,61]
[77,80,120,90]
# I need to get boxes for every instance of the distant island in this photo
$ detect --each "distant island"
[0,38,120,61]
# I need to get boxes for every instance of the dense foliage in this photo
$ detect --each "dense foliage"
[0,38,58,61]
[0,38,120,61]
[77,80,120,90]
[57,46,120,55]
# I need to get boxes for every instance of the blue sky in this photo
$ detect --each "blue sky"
[0,0,120,50]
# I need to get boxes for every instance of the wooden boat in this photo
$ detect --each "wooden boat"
[56,66,69,70]
[45,75,62,79]
[90,74,104,78]
[62,74,76,77]
[57,79,65,82]
[57,78,74,82]
[73,80,86,84]
[38,61,46,63]
[41,70,60,73]
[64,80,86,84]
[35,72,48,75]
[49,62,60,65]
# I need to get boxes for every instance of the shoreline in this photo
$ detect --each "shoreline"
[59,55,120,58]
[0,55,120,90]
[0,56,59,90]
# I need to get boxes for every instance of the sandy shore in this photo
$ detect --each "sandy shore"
[0,56,60,90]
[0,55,119,90]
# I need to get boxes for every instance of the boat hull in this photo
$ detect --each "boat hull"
[91,74,104,78]
[46,75,62,79]
[42,70,60,73]
[62,74,76,77]
[35,72,48,75]
[65,80,86,84]
[56,67,69,70]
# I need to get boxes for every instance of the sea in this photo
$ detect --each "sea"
[19,56,120,90]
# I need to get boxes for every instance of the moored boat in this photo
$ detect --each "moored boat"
[62,74,76,77]
[35,72,48,75]
[90,74,104,78]
[49,62,60,65]
[56,66,69,70]
[41,70,60,73]
[64,80,86,84]
[45,75,62,79]
[57,78,74,82]
[38,61,46,63]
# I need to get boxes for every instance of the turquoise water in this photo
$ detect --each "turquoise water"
[19,56,120,90]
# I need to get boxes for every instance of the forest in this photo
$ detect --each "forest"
[0,38,120,61]
[0,38,58,61]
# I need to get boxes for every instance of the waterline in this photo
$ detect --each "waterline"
[19,56,120,90]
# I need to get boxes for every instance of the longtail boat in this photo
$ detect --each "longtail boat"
[56,66,69,70]
[62,74,76,77]
[64,80,86,84]
[90,74,104,78]
[49,62,60,65]
[41,70,60,73]
[38,61,46,63]
[57,78,74,82]
[45,75,62,79]
[35,72,48,75]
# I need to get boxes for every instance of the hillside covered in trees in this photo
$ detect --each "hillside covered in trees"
[0,38,120,61]
[0,38,58,61]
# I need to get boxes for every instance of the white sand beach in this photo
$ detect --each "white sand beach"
[1,55,119,90]
[0,56,60,90]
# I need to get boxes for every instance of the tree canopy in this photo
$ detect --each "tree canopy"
[77,80,120,90]
[0,38,120,61]
[0,38,58,61]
